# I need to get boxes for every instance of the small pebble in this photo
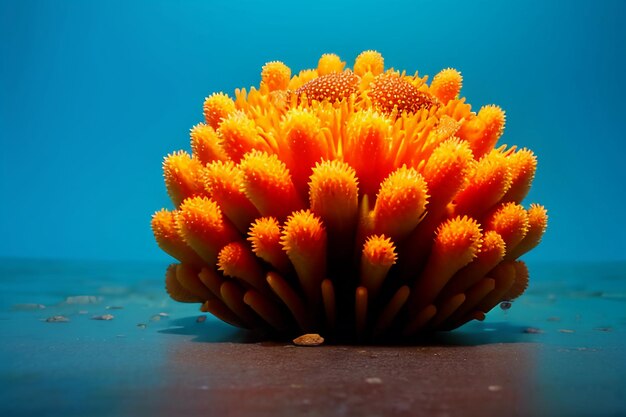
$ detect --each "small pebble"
[196,315,207,323]
[293,333,324,346]
[594,327,612,332]
[137,323,147,329]
[65,295,101,305]
[91,314,114,321]
[576,347,598,352]
[45,315,69,323]
[499,301,512,310]
[488,385,502,392]
[150,315,162,322]
[558,329,575,333]
[524,327,543,334]
[105,306,124,310]
[158,312,169,317]
[366,377,382,384]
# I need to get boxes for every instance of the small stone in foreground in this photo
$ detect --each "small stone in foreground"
[91,314,114,321]
[65,295,101,305]
[293,333,324,346]
[196,315,207,323]
[523,327,543,334]
[45,315,70,323]
[594,327,612,332]
[366,377,382,384]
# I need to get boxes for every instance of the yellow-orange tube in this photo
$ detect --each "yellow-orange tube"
[151,209,205,267]
[410,216,482,311]
[360,234,397,298]
[217,241,269,297]
[162,151,206,207]
[440,230,506,298]
[203,92,236,130]
[485,202,529,257]
[240,150,305,220]
[247,217,291,274]
[165,264,203,303]
[190,123,228,164]
[176,196,240,264]
[281,210,327,306]
[372,166,429,241]
[506,204,547,260]
[309,159,359,259]
[203,160,260,233]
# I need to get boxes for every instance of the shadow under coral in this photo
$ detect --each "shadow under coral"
[159,315,530,346]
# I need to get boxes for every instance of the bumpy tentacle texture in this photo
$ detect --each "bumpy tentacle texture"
[152,50,548,342]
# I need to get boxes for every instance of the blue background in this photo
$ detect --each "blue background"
[1,0,624,263]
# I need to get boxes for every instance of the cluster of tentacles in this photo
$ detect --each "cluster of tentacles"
[151,50,547,342]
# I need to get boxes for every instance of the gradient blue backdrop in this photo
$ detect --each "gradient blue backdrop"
[1,0,624,263]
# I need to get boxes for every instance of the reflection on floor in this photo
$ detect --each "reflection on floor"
[0,259,624,416]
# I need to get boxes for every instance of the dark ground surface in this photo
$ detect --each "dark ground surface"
[0,259,625,417]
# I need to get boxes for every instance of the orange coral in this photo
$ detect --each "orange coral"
[152,50,547,341]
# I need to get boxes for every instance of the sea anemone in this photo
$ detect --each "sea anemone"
[152,51,547,341]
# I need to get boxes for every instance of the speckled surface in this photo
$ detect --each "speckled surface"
[1,259,625,416]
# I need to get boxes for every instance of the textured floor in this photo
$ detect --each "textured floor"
[0,259,625,416]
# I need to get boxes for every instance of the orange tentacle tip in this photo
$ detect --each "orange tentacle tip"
[281,210,326,254]
[151,50,547,341]
[433,215,483,265]
[203,92,236,129]
[261,61,291,92]
[353,50,384,77]
[190,123,228,164]
[430,68,463,103]
[363,234,397,265]
[317,53,345,76]
[162,151,206,207]
[372,166,429,240]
